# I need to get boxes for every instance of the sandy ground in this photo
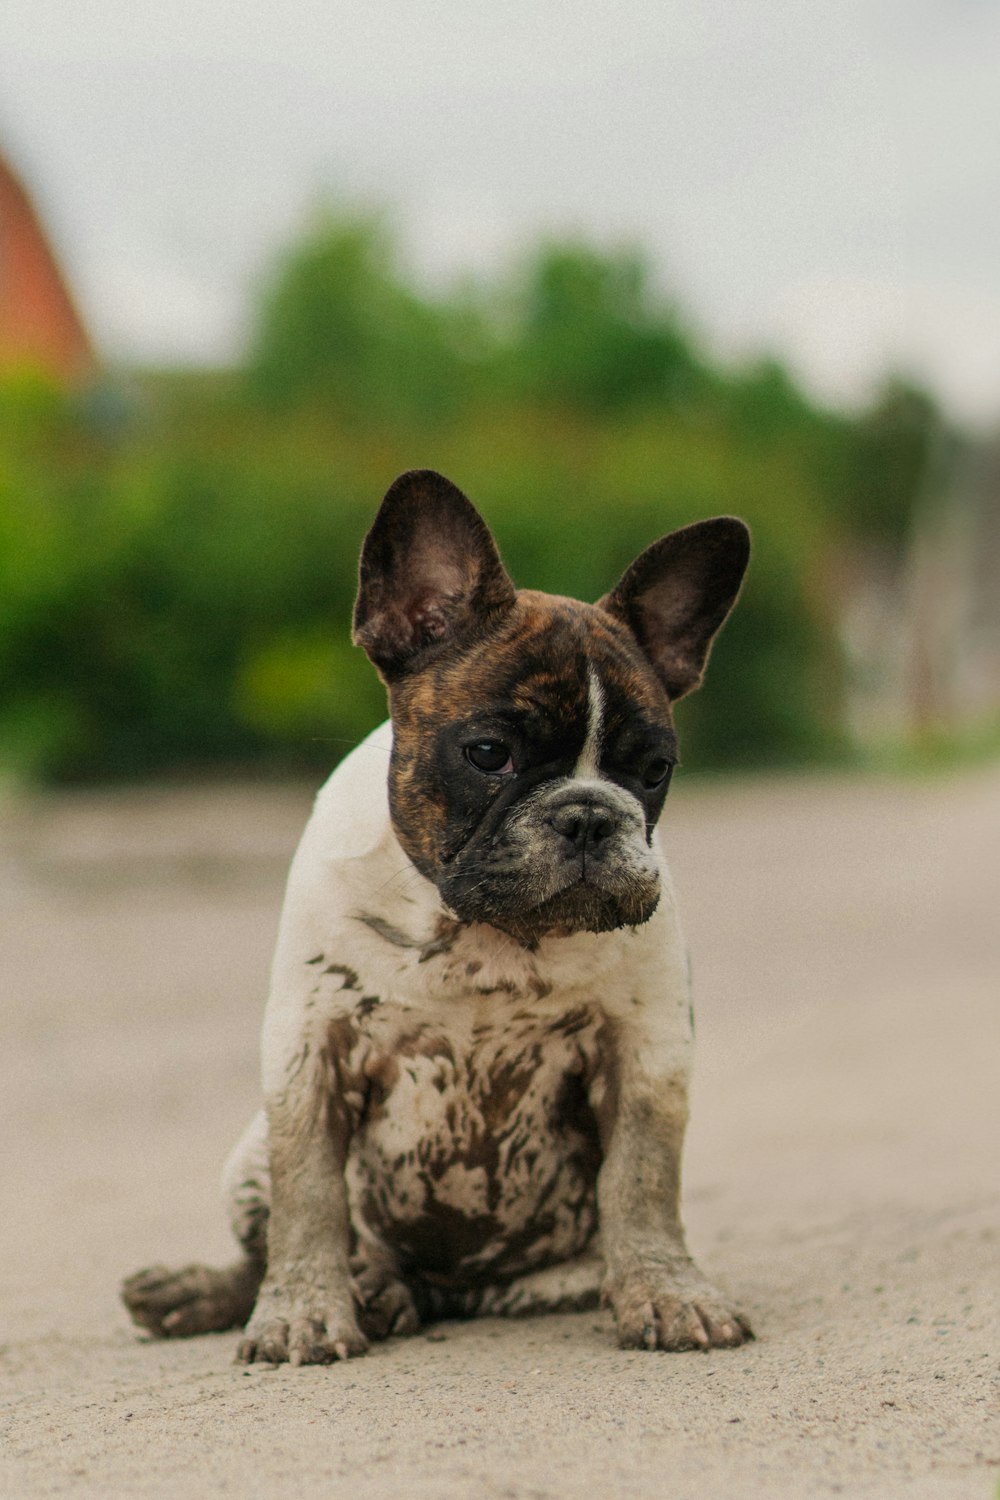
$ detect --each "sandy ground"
[1,764,998,1499]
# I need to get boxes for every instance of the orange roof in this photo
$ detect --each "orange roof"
[0,152,96,383]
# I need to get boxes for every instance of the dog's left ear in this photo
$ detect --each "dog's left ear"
[598,517,750,700]
[353,470,517,680]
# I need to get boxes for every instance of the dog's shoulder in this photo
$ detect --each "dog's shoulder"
[299,718,395,868]
[266,720,416,994]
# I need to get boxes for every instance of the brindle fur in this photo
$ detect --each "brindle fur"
[122,470,753,1363]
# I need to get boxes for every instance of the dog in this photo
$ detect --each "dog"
[122,468,753,1363]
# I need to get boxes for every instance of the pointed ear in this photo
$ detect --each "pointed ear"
[598,517,750,700]
[353,470,517,679]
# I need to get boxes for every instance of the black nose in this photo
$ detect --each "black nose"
[548,800,617,855]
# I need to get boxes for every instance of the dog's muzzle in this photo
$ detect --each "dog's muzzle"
[441,779,661,942]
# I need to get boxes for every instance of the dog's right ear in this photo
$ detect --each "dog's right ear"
[598,516,750,700]
[353,470,517,680]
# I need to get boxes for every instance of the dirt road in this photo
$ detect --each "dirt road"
[1,766,997,1498]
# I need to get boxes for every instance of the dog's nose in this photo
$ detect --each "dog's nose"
[548,800,617,854]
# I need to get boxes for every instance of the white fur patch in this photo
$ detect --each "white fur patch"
[573,671,605,780]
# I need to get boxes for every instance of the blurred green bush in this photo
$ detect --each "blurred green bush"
[0,210,940,782]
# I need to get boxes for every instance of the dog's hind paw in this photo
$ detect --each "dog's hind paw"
[354,1269,422,1340]
[121,1259,260,1338]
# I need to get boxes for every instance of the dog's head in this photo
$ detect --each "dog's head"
[353,471,749,945]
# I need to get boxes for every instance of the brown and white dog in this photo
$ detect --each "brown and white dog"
[122,469,753,1363]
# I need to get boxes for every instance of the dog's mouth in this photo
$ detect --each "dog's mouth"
[442,858,661,945]
[498,882,660,944]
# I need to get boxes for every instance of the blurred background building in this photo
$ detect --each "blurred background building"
[841,432,1000,750]
[0,152,94,385]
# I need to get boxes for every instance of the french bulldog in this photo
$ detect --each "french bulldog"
[122,469,753,1363]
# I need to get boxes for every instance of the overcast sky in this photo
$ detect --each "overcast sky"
[1,0,997,422]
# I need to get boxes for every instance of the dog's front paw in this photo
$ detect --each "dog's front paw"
[236,1283,368,1366]
[605,1265,753,1352]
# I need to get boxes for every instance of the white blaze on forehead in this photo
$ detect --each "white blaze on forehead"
[573,670,605,779]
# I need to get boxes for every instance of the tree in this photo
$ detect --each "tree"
[504,241,704,412]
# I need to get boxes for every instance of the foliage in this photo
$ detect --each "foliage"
[498,241,707,413]
[0,210,942,783]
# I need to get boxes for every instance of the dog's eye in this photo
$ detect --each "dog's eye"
[642,757,673,790]
[465,740,514,775]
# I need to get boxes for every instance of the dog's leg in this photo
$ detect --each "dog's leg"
[121,1112,269,1339]
[218,1112,422,1345]
[593,1036,753,1352]
[235,1045,368,1366]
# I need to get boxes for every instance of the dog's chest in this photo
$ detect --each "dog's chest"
[339,999,605,1284]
